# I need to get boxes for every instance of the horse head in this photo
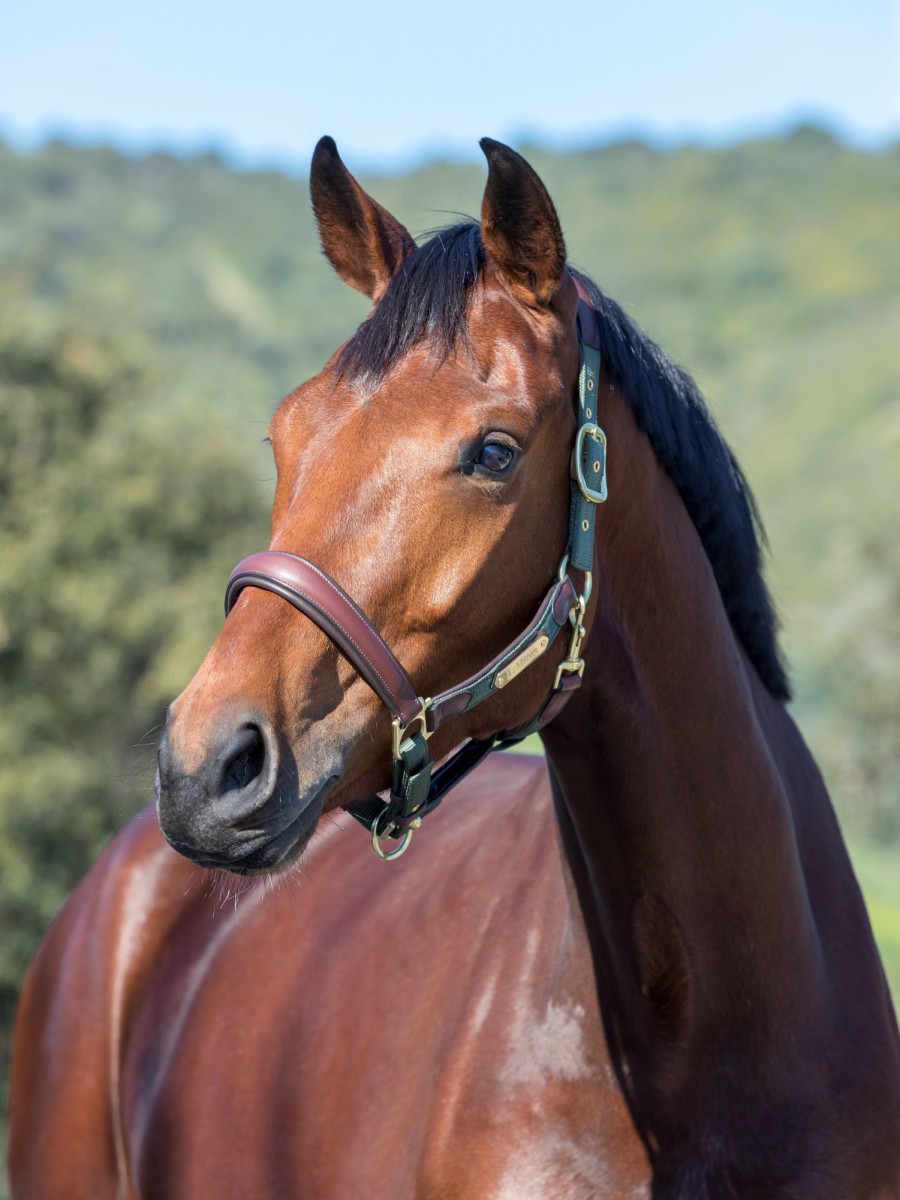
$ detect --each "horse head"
[155,137,594,872]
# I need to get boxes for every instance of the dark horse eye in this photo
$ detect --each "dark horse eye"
[474,441,515,474]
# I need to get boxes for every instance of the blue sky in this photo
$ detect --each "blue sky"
[3,0,899,168]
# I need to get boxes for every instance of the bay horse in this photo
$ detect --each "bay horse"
[10,138,900,1199]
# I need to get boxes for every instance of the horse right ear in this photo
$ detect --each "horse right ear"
[310,137,416,302]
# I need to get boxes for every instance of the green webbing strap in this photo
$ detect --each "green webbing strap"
[349,730,434,832]
[425,579,574,728]
[390,732,433,819]
[568,341,606,572]
[369,578,575,833]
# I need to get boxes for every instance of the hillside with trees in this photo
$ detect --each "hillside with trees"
[1,127,898,1185]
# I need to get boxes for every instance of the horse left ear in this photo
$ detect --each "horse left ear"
[310,136,416,302]
[479,138,567,306]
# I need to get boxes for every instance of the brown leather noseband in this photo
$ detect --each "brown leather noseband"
[224,285,606,859]
[225,552,424,728]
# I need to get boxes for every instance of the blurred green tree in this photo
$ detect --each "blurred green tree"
[817,503,900,840]
[0,326,268,1130]
[1,131,899,1187]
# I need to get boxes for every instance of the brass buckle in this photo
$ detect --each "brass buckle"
[391,698,433,761]
[572,423,608,504]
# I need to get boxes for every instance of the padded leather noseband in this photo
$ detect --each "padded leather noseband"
[225,552,422,727]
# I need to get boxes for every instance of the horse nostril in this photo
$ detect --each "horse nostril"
[219,724,267,796]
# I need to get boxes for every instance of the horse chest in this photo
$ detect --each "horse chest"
[418,994,651,1200]
[113,787,650,1198]
[124,960,647,1200]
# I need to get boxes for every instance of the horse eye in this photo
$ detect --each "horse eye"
[474,442,515,474]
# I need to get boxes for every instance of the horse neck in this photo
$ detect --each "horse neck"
[539,397,850,1148]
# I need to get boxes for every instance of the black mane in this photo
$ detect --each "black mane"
[338,223,485,384]
[338,221,790,702]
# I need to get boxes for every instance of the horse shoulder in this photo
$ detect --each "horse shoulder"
[11,756,649,1199]
[9,807,196,1199]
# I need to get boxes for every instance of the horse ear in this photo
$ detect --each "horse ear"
[310,136,416,301]
[479,138,567,306]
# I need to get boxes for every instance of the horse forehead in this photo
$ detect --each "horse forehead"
[273,381,454,467]
[381,319,566,425]
[270,297,562,448]
[469,287,566,377]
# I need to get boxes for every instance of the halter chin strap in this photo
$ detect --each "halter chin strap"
[224,281,607,860]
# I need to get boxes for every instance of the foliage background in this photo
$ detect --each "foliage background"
[1,126,899,1188]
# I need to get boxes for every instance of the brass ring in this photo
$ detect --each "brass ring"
[370,809,414,861]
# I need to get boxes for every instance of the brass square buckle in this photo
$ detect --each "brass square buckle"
[391,699,433,761]
[572,423,608,504]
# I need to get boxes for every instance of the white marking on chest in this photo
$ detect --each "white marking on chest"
[503,998,594,1088]
[491,1130,643,1200]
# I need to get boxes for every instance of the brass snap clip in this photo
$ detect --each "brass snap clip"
[553,588,590,690]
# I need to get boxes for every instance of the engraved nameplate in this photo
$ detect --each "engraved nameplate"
[494,634,550,689]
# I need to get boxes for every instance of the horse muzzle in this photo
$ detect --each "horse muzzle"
[154,713,337,873]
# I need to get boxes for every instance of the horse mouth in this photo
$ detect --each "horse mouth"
[159,774,338,876]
